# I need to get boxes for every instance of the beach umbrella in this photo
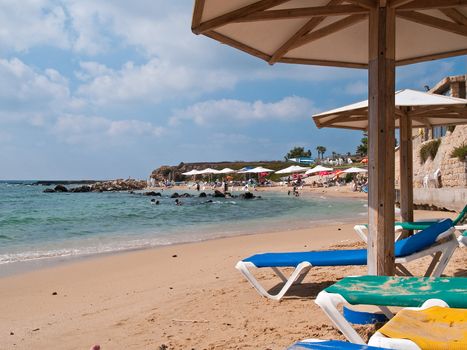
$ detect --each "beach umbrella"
[191,1,467,275]
[182,169,203,176]
[343,167,368,174]
[314,89,467,225]
[305,165,333,175]
[275,165,309,174]
[244,166,275,173]
[198,168,221,174]
[218,167,237,174]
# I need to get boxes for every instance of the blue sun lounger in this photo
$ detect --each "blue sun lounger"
[287,339,390,350]
[236,219,457,300]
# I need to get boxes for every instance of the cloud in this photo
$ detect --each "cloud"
[0,0,69,52]
[52,114,164,146]
[76,59,237,106]
[0,58,71,124]
[169,96,317,126]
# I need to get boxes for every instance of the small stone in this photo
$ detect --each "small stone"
[172,254,177,258]
[52,292,57,295]
[10,331,14,335]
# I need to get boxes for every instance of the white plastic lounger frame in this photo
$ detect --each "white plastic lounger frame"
[353,224,403,244]
[236,227,457,301]
[368,299,449,350]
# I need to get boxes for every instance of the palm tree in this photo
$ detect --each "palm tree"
[316,146,326,159]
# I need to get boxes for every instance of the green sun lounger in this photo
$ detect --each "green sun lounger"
[315,276,467,344]
[354,204,467,243]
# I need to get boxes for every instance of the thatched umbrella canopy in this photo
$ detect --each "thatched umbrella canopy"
[192,0,467,275]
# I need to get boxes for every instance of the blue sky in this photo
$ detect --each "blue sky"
[0,1,465,180]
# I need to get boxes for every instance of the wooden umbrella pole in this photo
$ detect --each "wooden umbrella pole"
[367,3,396,276]
[399,107,414,233]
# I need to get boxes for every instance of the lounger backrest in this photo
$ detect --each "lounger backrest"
[453,205,467,225]
[394,218,453,257]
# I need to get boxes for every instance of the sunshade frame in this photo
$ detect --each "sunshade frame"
[192,0,467,275]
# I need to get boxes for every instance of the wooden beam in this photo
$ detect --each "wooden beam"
[399,110,414,228]
[347,0,377,9]
[412,116,432,127]
[278,56,368,68]
[192,0,290,34]
[289,14,368,50]
[191,0,205,29]
[234,5,368,22]
[389,0,415,7]
[441,8,467,26]
[396,48,467,66]
[398,0,467,11]
[204,31,271,62]
[397,11,467,37]
[367,4,396,276]
[269,0,344,65]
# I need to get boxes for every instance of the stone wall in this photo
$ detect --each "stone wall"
[395,124,467,189]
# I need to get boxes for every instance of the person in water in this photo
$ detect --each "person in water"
[175,199,182,206]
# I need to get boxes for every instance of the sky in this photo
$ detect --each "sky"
[0,1,466,180]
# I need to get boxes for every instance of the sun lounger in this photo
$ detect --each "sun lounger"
[354,205,467,243]
[315,275,467,344]
[236,219,457,300]
[287,339,390,349]
[368,300,467,350]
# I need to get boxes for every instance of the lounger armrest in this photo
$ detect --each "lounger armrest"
[369,332,421,350]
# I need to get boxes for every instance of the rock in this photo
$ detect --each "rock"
[180,193,192,198]
[170,193,180,198]
[54,185,68,192]
[70,185,91,193]
[213,190,225,198]
[43,188,55,193]
[199,192,207,198]
[144,191,161,196]
[241,192,255,199]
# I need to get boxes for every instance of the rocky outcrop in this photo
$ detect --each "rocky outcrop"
[43,179,146,193]
[213,190,225,198]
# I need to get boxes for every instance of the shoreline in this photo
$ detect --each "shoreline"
[0,209,462,350]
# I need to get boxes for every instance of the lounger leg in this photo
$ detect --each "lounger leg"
[235,261,312,301]
[315,291,366,344]
[431,240,458,277]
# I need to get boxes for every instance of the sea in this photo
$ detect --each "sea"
[0,181,367,275]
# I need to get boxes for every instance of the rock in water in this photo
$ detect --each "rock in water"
[54,185,68,192]
[170,193,180,198]
[199,192,207,198]
[213,190,225,198]
[241,192,255,199]
[43,188,55,193]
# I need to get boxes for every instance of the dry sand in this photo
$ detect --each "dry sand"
[0,208,465,350]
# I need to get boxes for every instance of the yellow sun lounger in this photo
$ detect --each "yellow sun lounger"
[369,301,467,350]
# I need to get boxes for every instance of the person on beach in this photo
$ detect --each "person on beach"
[196,182,200,191]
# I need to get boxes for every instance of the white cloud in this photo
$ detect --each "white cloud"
[169,96,317,126]
[52,114,164,145]
[0,0,69,52]
[0,58,71,124]
[76,59,236,105]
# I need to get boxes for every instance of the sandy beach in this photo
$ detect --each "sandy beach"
[0,205,464,350]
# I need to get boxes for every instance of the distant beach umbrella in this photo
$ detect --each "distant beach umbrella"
[218,168,236,174]
[305,165,333,175]
[276,165,309,174]
[198,168,221,174]
[343,167,368,174]
[182,169,203,176]
[244,167,275,174]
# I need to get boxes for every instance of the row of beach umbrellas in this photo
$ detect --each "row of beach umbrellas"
[182,165,367,176]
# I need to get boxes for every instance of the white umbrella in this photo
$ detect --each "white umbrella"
[305,165,333,175]
[218,168,236,174]
[198,168,221,174]
[275,165,309,174]
[182,169,203,176]
[245,166,274,173]
[343,167,368,174]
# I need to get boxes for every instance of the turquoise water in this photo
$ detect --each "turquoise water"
[0,182,367,266]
